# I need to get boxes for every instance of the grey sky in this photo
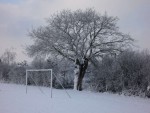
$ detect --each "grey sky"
[0,0,150,61]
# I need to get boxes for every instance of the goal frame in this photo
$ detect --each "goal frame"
[26,69,53,98]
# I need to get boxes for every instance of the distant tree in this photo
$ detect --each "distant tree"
[1,48,16,65]
[0,59,3,79]
[27,8,133,91]
[0,49,16,81]
[31,56,45,69]
[9,60,28,84]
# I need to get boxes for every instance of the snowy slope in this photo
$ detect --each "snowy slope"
[0,83,150,113]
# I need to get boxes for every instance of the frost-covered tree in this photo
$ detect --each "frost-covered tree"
[1,48,16,65]
[0,59,3,79]
[0,49,16,81]
[9,60,28,84]
[27,9,133,91]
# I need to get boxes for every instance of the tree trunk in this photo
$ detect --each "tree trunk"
[74,57,88,91]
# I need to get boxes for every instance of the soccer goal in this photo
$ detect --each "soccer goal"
[26,69,71,98]
[26,69,53,97]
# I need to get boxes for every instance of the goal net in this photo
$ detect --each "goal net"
[26,69,53,97]
[25,69,71,98]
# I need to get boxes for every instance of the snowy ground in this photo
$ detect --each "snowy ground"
[0,83,150,113]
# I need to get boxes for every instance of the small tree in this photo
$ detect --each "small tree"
[1,48,16,65]
[0,49,16,81]
[9,60,28,84]
[27,9,133,91]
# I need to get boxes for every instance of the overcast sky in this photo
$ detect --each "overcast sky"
[0,0,150,62]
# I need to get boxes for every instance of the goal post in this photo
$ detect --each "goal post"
[26,69,53,98]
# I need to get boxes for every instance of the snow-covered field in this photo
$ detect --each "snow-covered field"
[0,83,150,113]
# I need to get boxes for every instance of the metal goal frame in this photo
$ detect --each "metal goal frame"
[26,69,53,98]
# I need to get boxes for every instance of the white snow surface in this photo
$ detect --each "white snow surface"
[0,83,150,113]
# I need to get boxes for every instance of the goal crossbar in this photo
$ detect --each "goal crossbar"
[26,69,52,72]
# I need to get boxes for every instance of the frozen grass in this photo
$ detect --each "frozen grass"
[0,83,150,113]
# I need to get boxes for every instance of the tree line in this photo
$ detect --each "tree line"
[0,49,150,97]
[0,49,73,89]
[87,50,150,97]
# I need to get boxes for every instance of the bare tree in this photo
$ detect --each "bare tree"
[27,9,133,91]
[1,48,16,65]
[0,49,16,81]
